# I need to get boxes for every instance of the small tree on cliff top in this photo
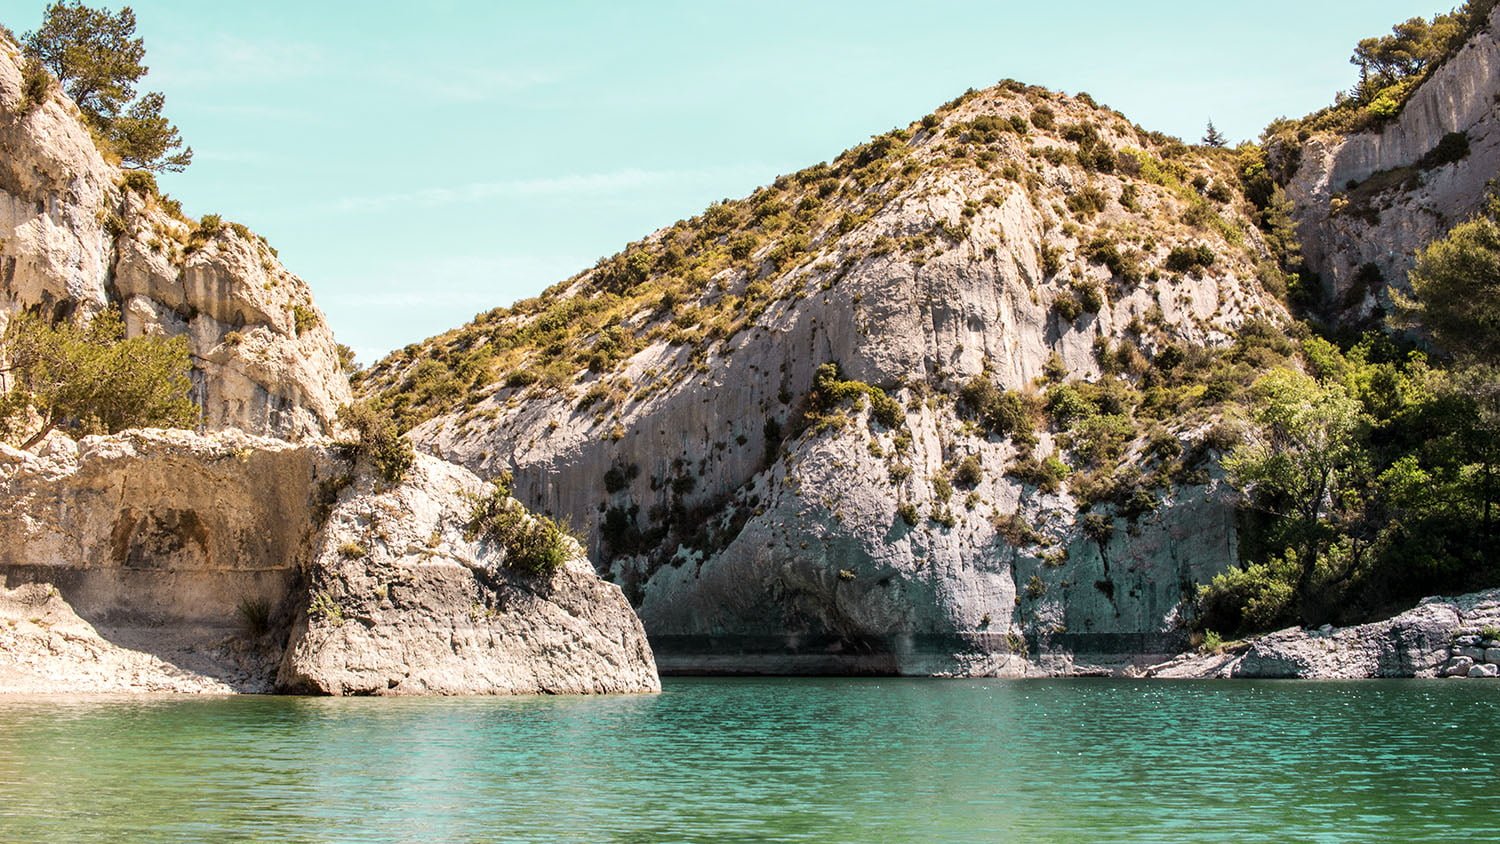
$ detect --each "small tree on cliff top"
[23,1,192,172]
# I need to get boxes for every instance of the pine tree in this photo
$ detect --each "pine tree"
[23,2,192,172]
[1202,120,1228,148]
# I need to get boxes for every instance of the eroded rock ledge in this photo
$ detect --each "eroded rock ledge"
[0,429,659,695]
[1143,590,1500,679]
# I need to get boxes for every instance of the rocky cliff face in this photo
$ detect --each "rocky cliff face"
[1286,5,1500,320]
[0,41,350,439]
[366,83,1285,674]
[0,429,659,694]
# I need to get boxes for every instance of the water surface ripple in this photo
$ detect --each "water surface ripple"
[0,678,1496,842]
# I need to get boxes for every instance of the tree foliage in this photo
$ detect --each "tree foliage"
[0,309,198,448]
[1205,333,1499,635]
[23,1,192,172]
[1201,120,1227,148]
[1224,369,1366,604]
[23,1,144,123]
[1406,198,1500,367]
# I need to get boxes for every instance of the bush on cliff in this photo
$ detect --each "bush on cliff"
[336,402,415,484]
[0,309,197,449]
[465,482,572,577]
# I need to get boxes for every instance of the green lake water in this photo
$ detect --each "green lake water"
[0,678,1497,842]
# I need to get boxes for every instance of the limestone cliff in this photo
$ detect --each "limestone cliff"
[0,40,350,439]
[366,83,1286,675]
[0,429,659,695]
[1285,4,1500,320]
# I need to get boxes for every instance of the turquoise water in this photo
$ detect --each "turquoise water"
[0,678,1497,842]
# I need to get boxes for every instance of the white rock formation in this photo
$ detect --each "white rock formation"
[1145,589,1500,679]
[0,40,350,439]
[375,85,1281,674]
[1286,5,1500,317]
[0,429,659,695]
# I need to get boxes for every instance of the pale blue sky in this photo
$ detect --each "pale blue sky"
[7,1,1429,362]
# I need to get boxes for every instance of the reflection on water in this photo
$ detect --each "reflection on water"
[0,679,1497,842]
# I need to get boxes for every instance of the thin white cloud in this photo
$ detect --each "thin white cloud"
[328,164,775,214]
[318,254,590,307]
[400,66,562,103]
[151,35,329,88]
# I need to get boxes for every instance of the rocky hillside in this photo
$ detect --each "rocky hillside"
[0,429,659,695]
[364,80,1299,674]
[1283,2,1500,324]
[0,40,349,439]
[0,24,660,696]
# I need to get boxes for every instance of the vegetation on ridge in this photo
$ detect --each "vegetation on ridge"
[466,472,574,577]
[20,1,193,172]
[1272,0,1498,138]
[361,79,1262,438]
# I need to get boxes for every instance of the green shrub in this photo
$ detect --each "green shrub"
[954,454,984,487]
[808,363,904,430]
[1073,279,1105,313]
[896,502,919,526]
[120,169,157,195]
[932,474,954,502]
[1030,105,1056,131]
[0,309,197,449]
[337,402,415,484]
[1026,575,1046,599]
[1007,452,1071,494]
[292,304,318,336]
[1082,512,1114,544]
[1053,291,1083,321]
[1066,183,1109,218]
[1165,244,1216,275]
[465,488,572,577]
[1196,551,1298,635]
[337,541,367,559]
[957,376,1031,440]
[994,512,1042,546]
[1201,630,1224,653]
[1083,237,1144,283]
[868,391,905,428]
[504,369,540,389]
[18,56,52,111]
[307,591,344,625]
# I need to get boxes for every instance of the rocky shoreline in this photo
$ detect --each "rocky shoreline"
[1142,590,1500,680]
[0,430,660,696]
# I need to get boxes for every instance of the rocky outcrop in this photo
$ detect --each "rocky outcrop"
[0,429,659,694]
[1286,5,1500,318]
[0,40,350,439]
[367,83,1282,675]
[1145,590,1500,679]
[276,451,659,695]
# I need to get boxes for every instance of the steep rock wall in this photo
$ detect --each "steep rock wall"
[389,86,1279,674]
[0,41,350,439]
[1287,6,1500,316]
